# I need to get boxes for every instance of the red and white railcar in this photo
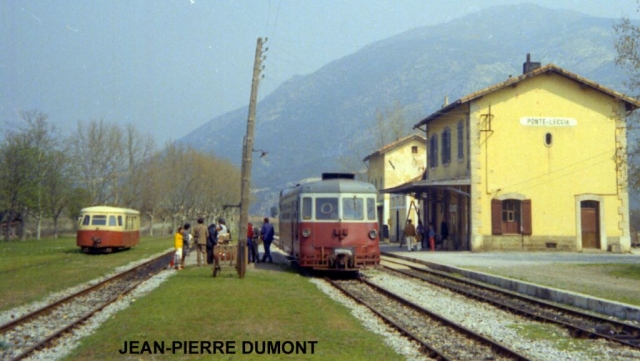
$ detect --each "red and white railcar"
[76,206,140,253]
[279,173,380,271]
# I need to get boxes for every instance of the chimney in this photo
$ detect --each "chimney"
[522,53,541,74]
[443,96,449,108]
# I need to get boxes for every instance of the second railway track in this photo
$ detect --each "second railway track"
[379,254,640,349]
[0,250,174,361]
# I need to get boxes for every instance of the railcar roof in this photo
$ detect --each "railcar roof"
[79,206,140,214]
[283,179,377,196]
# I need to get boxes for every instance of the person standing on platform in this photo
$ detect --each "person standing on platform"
[441,219,450,250]
[173,226,183,270]
[404,219,417,251]
[192,218,209,267]
[260,217,275,263]
[428,222,436,252]
[181,223,191,268]
[217,218,229,243]
[207,222,218,265]
[416,220,426,251]
[247,222,258,263]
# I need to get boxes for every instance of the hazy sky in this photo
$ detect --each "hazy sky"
[2,0,639,145]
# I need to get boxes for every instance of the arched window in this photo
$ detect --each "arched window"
[429,134,438,168]
[442,127,451,165]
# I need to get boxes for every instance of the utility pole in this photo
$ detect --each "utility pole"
[237,37,266,277]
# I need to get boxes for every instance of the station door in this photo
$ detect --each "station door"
[581,201,600,249]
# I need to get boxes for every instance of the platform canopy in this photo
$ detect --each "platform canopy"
[380,178,471,198]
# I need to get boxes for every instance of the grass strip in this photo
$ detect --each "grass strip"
[64,266,405,361]
[467,263,640,306]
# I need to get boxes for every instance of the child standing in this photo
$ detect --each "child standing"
[174,226,184,270]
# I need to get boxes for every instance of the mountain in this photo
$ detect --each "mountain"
[178,4,633,214]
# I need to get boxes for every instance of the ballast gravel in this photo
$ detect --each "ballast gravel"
[360,269,640,361]
[309,278,430,361]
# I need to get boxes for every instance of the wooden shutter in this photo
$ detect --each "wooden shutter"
[491,199,502,235]
[522,199,532,235]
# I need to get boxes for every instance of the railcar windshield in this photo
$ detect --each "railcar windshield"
[315,197,339,220]
[91,215,107,226]
[367,198,376,220]
[302,197,312,220]
[343,197,364,220]
[307,195,376,221]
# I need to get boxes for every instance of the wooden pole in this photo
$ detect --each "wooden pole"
[237,37,265,277]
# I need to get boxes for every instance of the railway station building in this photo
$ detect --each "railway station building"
[383,56,640,252]
[363,134,426,243]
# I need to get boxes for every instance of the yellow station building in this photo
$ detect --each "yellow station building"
[385,56,640,252]
[363,134,426,242]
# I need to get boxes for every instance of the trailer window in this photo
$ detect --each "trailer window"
[302,197,312,220]
[342,197,364,220]
[316,197,339,220]
[91,215,107,226]
[367,198,376,220]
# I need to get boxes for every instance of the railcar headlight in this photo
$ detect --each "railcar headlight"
[368,229,378,240]
[302,228,311,237]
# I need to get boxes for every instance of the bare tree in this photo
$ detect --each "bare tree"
[615,5,640,192]
[371,100,410,149]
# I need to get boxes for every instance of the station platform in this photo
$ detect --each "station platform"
[380,242,640,322]
[380,243,640,267]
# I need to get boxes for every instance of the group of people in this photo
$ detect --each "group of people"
[173,217,276,270]
[246,217,275,264]
[173,217,229,270]
[403,219,449,252]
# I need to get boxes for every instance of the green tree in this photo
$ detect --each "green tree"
[0,131,39,240]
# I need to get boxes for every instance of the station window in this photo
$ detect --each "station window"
[442,127,451,165]
[429,135,438,168]
[545,132,552,146]
[457,121,464,160]
[411,146,418,154]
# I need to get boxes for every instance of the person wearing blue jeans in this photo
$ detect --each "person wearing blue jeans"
[260,217,275,263]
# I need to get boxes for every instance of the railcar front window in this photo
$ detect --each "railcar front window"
[342,197,364,220]
[302,197,312,220]
[82,215,90,226]
[91,215,107,226]
[316,197,339,220]
[108,216,117,226]
[118,215,123,226]
[367,198,376,220]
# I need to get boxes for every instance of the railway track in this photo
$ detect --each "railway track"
[328,277,531,361]
[0,250,174,361]
[380,254,640,349]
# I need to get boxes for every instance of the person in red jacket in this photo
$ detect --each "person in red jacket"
[247,222,258,263]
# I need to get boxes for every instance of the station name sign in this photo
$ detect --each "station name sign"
[520,117,577,127]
